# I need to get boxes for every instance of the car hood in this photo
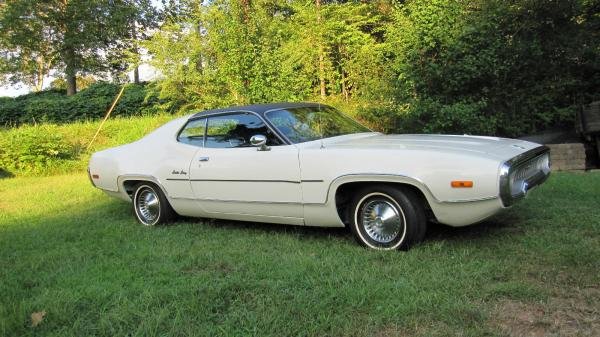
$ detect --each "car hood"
[322,133,542,160]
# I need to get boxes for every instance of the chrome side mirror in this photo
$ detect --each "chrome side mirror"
[250,134,270,151]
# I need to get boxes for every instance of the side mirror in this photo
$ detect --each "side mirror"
[250,134,270,151]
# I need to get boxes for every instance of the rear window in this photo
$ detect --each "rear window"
[177,118,206,146]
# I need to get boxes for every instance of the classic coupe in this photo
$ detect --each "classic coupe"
[88,102,551,250]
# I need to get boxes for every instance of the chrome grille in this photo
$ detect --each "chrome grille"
[499,147,551,207]
[511,153,550,186]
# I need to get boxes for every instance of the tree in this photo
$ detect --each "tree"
[145,0,300,110]
[386,0,600,137]
[0,1,57,92]
[0,0,157,95]
[282,0,392,100]
[125,0,160,84]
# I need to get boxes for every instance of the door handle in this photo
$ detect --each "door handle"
[199,157,209,162]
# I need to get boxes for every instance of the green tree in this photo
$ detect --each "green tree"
[386,0,600,137]
[0,0,157,96]
[145,0,300,110]
[0,1,56,92]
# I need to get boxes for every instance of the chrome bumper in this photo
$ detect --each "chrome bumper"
[499,146,551,207]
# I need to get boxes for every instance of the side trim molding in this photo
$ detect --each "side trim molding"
[166,178,324,184]
[325,173,498,205]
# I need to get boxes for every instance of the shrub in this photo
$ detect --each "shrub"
[0,82,165,126]
[408,99,497,135]
[0,125,80,174]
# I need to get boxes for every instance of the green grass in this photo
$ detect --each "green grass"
[1,172,599,336]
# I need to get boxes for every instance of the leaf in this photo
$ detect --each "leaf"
[30,310,46,327]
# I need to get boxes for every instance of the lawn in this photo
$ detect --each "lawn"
[0,172,598,337]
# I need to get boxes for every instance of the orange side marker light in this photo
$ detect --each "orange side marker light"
[451,180,473,188]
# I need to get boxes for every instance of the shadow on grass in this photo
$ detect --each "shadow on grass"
[180,216,351,241]
[0,190,531,250]
[0,168,14,179]
[175,206,529,247]
[427,209,527,241]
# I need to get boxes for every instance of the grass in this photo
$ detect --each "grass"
[0,172,599,336]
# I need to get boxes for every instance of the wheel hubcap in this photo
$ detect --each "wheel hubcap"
[136,188,160,225]
[361,199,403,243]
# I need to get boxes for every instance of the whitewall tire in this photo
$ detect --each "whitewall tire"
[349,185,426,250]
[132,183,175,226]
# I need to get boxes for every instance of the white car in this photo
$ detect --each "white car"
[88,102,551,250]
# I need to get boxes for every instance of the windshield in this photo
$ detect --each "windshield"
[265,106,371,144]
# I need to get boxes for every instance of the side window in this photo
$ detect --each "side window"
[205,113,283,148]
[177,118,206,146]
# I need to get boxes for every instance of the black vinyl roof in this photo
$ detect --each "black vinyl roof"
[190,102,329,119]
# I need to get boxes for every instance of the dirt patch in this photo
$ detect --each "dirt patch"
[373,324,418,337]
[491,287,600,337]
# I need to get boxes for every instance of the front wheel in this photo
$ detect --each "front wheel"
[349,185,427,250]
[132,183,175,226]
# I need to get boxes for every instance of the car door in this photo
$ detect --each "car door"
[188,112,303,222]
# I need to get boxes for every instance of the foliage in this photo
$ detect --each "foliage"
[50,75,98,92]
[0,0,158,94]
[144,0,394,110]
[2,0,599,137]
[0,125,79,174]
[0,83,164,126]
[386,0,600,137]
[143,0,599,138]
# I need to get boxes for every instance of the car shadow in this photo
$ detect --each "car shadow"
[181,216,350,240]
[176,207,527,247]
[426,209,526,243]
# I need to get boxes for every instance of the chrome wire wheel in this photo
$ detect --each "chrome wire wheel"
[135,186,161,226]
[356,193,406,246]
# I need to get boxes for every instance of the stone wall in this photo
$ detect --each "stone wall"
[546,143,586,171]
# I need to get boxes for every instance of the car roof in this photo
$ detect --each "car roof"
[189,102,330,119]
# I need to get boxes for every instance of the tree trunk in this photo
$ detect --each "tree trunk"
[66,73,76,95]
[341,70,348,102]
[64,47,77,95]
[316,0,326,98]
[133,66,140,84]
[196,23,204,74]
[34,56,45,92]
[241,0,251,24]
[131,24,140,84]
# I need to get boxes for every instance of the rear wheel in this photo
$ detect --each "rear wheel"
[349,185,426,250]
[132,183,175,226]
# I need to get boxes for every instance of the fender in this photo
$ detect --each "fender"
[117,174,171,202]
[325,173,439,207]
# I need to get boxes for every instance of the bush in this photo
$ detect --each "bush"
[0,82,165,126]
[0,125,80,174]
[408,99,497,135]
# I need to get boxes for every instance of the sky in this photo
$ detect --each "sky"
[0,83,30,97]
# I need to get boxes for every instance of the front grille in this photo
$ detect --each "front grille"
[509,153,550,197]
[500,146,551,207]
